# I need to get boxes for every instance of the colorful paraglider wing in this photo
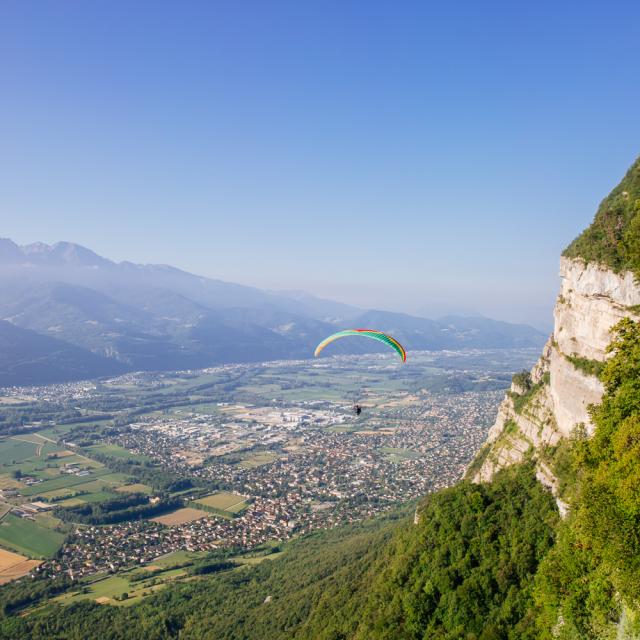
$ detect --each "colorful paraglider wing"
[314,329,406,362]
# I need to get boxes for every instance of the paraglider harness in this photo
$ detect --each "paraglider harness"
[354,404,362,416]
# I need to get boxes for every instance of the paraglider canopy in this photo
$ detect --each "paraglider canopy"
[314,329,407,362]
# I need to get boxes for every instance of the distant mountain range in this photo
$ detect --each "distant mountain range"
[0,239,547,386]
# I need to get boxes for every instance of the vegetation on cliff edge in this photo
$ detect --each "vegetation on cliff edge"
[563,157,640,277]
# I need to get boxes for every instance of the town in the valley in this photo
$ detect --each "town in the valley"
[0,349,536,603]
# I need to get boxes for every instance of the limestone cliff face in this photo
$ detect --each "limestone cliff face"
[468,256,640,508]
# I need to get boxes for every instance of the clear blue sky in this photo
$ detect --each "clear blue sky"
[1,2,639,329]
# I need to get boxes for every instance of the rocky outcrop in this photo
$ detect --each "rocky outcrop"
[551,256,640,436]
[555,257,640,360]
[548,346,602,437]
[468,256,640,508]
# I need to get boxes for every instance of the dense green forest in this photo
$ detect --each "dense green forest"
[564,157,640,276]
[1,321,639,638]
[532,318,640,638]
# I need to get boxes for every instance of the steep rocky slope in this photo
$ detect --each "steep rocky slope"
[468,158,640,512]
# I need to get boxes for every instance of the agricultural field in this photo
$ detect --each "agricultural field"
[275,387,346,402]
[22,469,130,500]
[33,513,63,529]
[238,451,278,468]
[32,423,79,441]
[151,508,209,526]
[151,550,207,568]
[54,554,208,607]
[0,548,41,585]
[50,490,117,506]
[53,574,164,607]
[140,371,227,397]
[0,439,40,465]
[98,472,132,484]
[116,483,152,495]
[55,497,86,507]
[379,446,422,462]
[0,475,23,490]
[0,434,103,488]
[21,469,108,497]
[194,491,249,514]
[72,491,118,504]
[181,403,222,415]
[0,513,64,558]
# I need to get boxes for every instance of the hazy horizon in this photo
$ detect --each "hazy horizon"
[1,235,553,331]
[3,3,639,331]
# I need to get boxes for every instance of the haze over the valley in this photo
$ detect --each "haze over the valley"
[0,237,546,386]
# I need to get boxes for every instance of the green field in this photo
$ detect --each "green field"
[34,513,63,529]
[147,372,226,396]
[238,451,278,469]
[0,474,23,490]
[38,453,104,470]
[380,446,421,462]
[33,424,80,440]
[181,403,222,415]
[21,468,113,497]
[41,474,130,502]
[276,387,347,401]
[0,434,101,484]
[194,491,249,514]
[75,491,117,504]
[0,513,65,558]
[49,490,115,505]
[56,575,137,606]
[116,483,152,495]
[0,439,40,465]
[237,383,283,394]
[55,497,86,507]
[56,562,194,607]
[8,434,47,445]
[97,472,131,484]
[151,550,207,568]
